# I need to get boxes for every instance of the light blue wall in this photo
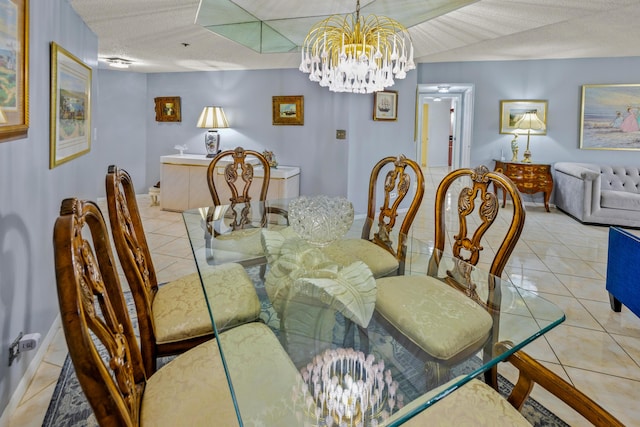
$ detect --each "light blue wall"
[94,68,418,210]
[419,58,640,170]
[94,70,148,190]
[0,0,99,414]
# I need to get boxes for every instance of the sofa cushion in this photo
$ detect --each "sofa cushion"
[601,190,640,211]
[600,165,640,194]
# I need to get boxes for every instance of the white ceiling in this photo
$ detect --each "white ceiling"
[68,0,640,73]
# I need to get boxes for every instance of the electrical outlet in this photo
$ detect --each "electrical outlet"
[19,333,41,352]
[8,332,40,366]
[336,129,346,139]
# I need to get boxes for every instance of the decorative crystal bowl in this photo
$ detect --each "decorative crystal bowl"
[288,195,354,246]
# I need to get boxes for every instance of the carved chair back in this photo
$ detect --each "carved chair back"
[206,147,271,231]
[53,198,145,426]
[105,165,160,375]
[364,154,425,274]
[430,165,525,280]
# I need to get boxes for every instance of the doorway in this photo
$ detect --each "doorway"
[415,84,474,170]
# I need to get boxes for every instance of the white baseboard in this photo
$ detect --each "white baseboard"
[0,315,61,427]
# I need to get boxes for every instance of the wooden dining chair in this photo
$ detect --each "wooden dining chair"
[207,146,270,208]
[205,146,288,269]
[387,343,624,426]
[106,165,261,376]
[375,165,526,389]
[327,154,425,278]
[53,198,302,426]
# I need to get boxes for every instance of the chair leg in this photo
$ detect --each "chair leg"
[342,319,370,353]
[343,318,356,348]
[425,361,450,388]
[484,365,498,390]
[357,325,369,354]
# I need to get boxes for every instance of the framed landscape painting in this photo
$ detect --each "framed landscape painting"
[499,100,547,134]
[272,95,304,125]
[580,84,640,150]
[50,42,92,168]
[0,0,29,141]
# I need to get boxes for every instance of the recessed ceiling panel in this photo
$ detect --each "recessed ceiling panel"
[196,0,476,53]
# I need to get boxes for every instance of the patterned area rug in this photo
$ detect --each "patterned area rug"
[43,268,569,427]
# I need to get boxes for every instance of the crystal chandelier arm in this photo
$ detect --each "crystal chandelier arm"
[299,2,415,93]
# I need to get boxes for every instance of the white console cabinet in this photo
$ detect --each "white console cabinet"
[160,154,300,211]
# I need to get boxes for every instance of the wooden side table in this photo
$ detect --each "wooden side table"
[494,160,553,212]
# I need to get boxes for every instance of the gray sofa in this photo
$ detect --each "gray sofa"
[553,162,640,227]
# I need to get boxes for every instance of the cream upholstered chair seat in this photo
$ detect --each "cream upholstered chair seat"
[385,345,625,427]
[142,323,302,426]
[385,377,530,427]
[152,264,260,344]
[375,275,493,360]
[324,238,400,278]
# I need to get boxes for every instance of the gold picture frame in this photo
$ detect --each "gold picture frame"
[272,95,304,125]
[373,90,398,121]
[49,42,92,169]
[499,100,548,135]
[155,96,181,122]
[0,0,29,141]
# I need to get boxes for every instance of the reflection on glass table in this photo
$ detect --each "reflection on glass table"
[182,200,565,426]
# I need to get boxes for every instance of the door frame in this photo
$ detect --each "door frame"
[415,84,474,169]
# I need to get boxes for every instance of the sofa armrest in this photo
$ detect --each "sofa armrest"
[553,162,601,221]
[554,162,600,181]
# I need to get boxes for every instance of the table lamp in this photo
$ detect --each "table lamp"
[0,108,7,124]
[515,111,545,163]
[196,106,229,157]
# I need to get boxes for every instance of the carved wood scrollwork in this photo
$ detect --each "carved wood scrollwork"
[63,198,141,417]
[452,165,500,267]
[374,155,413,252]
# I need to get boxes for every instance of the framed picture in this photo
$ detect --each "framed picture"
[0,0,29,141]
[499,100,548,134]
[49,42,92,169]
[272,95,304,125]
[373,90,398,121]
[580,84,640,150]
[155,96,181,122]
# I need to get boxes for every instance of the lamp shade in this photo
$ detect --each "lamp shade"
[0,109,7,124]
[196,106,229,129]
[515,111,545,132]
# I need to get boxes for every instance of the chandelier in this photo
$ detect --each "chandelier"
[299,0,415,94]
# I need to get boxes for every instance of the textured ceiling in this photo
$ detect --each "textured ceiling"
[68,0,640,73]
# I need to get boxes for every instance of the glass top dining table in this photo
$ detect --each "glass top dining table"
[182,198,565,426]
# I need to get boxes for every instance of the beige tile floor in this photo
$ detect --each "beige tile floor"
[7,166,640,426]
